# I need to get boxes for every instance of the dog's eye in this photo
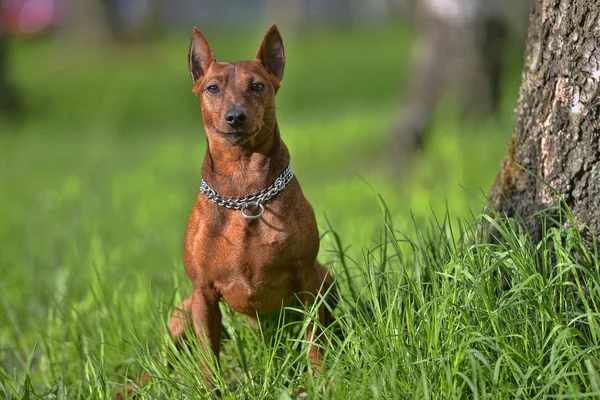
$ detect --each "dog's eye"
[206,84,220,95]
[251,83,265,92]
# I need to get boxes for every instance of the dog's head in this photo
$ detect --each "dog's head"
[189,25,284,147]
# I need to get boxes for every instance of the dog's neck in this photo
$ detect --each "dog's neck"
[201,123,290,197]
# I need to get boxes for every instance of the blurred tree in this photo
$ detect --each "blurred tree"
[389,0,510,161]
[0,0,21,119]
[490,0,600,241]
[62,0,111,43]
[62,0,159,44]
[264,0,310,35]
[103,0,161,42]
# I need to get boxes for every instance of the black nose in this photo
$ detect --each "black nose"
[225,107,247,128]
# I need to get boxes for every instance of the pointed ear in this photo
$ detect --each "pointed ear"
[189,27,215,84]
[255,24,285,82]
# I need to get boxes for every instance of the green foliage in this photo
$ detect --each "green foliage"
[4,26,596,400]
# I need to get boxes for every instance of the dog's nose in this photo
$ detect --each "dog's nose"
[225,107,247,128]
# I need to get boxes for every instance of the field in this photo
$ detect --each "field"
[2,25,600,399]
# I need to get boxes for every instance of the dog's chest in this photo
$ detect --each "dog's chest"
[218,264,297,315]
[210,227,303,315]
[194,205,319,315]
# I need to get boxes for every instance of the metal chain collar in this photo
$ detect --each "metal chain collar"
[199,164,294,220]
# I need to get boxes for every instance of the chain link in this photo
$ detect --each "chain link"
[199,164,294,211]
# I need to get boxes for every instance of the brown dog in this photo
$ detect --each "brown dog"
[168,24,336,391]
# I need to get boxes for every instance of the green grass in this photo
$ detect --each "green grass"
[3,25,599,399]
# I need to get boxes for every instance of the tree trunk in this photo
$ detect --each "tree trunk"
[389,0,508,164]
[489,0,600,241]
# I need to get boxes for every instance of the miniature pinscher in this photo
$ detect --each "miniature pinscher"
[168,24,337,392]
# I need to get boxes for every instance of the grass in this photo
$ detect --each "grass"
[2,24,599,399]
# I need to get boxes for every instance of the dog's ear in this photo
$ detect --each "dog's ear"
[189,27,215,84]
[255,24,285,82]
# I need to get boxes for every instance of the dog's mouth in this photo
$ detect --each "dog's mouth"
[218,129,258,145]
[220,130,248,137]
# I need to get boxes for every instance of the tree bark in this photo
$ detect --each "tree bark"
[489,0,600,241]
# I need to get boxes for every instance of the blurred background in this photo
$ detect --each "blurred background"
[1,0,531,343]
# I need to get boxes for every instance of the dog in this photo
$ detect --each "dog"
[167,24,337,393]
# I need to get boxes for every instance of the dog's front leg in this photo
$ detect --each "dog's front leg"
[169,296,193,347]
[297,264,334,372]
[191,289,222,389]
